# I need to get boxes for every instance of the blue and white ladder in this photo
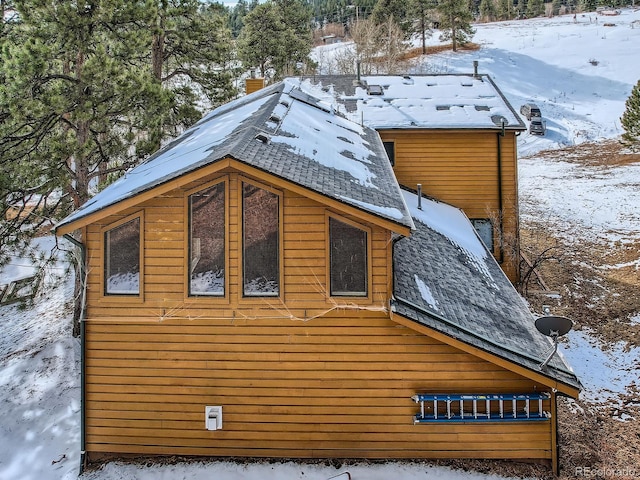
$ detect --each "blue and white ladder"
[411,393,551,423]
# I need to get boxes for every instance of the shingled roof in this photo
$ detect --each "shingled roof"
[300,74,527,131]
[393,189,581,391]
[56,79,413,232]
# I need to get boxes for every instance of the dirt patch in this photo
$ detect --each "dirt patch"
[535,139,640,168]
[520,139,640,479]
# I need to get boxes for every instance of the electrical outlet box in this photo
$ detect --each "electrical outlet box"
[205,406,222,431]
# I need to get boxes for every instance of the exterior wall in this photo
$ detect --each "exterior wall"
[82,167,552,463]
[379,129,520,282]
[245,78,265,95]
[85,169,390,320]
[84,312,552,460]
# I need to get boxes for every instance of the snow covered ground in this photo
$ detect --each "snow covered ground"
[2,9,640,480]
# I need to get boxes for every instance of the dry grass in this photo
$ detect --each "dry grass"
[520,139,640,479]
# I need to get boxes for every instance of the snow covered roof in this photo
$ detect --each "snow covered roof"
[393,189,581,391]
[56,79,414,232]
[299,74,526,130]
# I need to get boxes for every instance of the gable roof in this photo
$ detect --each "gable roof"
[56,79,413,233]
[299,74,526,131]
[393,189,581,393]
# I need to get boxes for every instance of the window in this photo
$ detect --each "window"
[383,141,395,166]
[188,182,225,296]
[105,216,141,295]
[471,218,493,251]
[242,182,279,296]
[329,216,368,296]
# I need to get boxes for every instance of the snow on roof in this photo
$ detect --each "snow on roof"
[393,189,579,388]
[270,85,377,189]
[58,92,274,229]
[300,75,525,130]
[56,79,414,231]
[402,189,496,287]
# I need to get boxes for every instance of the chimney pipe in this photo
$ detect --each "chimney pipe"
[356,61,361,82]
[473,60,478,78]
[417,184,422,210]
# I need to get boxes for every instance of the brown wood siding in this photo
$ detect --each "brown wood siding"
[85,170,389,322]
[81,166,550,463]
[84,312,552,460]
[379,129,520,281]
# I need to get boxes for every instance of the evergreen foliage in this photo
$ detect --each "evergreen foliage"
[411,0,436,53]
[237,0,312,80]
[479,0,498,22]
[0,0,236,333]
[436,0,475,51]
[371,0,412,35]
[496,0,514,20]
[526,0,544,18]
[228,0,259,38]
[621,79,640,146]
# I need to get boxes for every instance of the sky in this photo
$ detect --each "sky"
[1,8,640,480]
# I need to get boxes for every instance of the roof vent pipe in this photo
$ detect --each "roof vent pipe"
[417,184,423,210]
[473,60,479,78]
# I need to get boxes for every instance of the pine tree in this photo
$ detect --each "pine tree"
[0,0,236,332]
[517,0,527,18]
[371,0,412,36]
[480,0,498,21]
[412,0,437,54]
[496,0,514,19]
[621,79,640,146]
[526,0,544,17]
[144,0,236,154]
[237,0,312,80]
[437,0,475,51]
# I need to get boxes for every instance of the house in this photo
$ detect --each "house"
[55,77,580,473]
[302,73,527,282]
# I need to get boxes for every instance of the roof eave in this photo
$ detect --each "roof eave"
[391,308,581,397]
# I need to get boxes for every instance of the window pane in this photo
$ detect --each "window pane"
[330,217,367,296]
[471,218,493,250]
[105,217,140,295]
[243,183,279,296]
[189,183,225,296]
[383,141,395,166]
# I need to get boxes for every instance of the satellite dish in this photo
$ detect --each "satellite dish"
[535,315,573,337]
[535,315,573,370]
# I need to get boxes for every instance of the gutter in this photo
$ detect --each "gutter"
[62,233,88,474]
[496,128,504,263]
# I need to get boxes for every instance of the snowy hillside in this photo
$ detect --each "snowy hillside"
[2,9,640,480]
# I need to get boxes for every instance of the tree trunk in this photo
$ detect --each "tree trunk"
[72,48,92,337]
[421,13,426,55]
[452,15,457,52]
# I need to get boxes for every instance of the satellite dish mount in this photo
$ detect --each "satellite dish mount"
[535,313,573,370]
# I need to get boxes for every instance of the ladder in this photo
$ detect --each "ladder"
[411,393,551,423]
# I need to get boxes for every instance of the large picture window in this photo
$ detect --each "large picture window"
[105,216,141,295]
[189,182,225,296]
[242,182,279,296]
[329,217,368,296]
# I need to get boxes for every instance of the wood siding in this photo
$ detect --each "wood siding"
[82,167,551,463]
[84,312,552,460]
[85,171,390,320]
[379,129,520,281]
